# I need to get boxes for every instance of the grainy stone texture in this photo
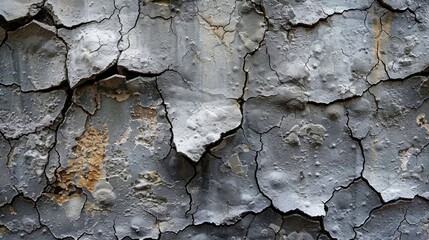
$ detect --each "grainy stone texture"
[1,0,429,239]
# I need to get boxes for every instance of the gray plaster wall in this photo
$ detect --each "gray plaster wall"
[0,0,428,239]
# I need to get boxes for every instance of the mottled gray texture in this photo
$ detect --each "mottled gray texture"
[45,0,116,27]
[355,197,429,240]
[0,86,66,139]
[324,180,382,239]
[59,16,121,87]
[188,129,270,225]
[250,101,363,216]
[1,0,429,239]
[0,196,40,233]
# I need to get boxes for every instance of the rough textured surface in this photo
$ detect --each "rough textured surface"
[0,21,67,91]
[1,0,429,239]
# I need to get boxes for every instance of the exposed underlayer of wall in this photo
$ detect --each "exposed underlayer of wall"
[0,0,429,239]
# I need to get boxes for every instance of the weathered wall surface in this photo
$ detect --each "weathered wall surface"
[0,0,428,239]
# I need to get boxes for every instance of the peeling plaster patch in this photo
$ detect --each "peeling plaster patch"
[9,130,55,200]
[117,13,175,75]
[379,2,429,79]
[66,76,194,234]
[0,0,42,22]
[0,86,66,139]
[253,102,363,216]
[325,180,382,239]
[49,125,108,203]
[0,21,67,91]
[262,0,373,26]
[59,16,121,87]
[262,11,373,103]
[48,104,88,183]
[355,77,429,201]
[158,70,242,162]
[64,195,86,221]
[45,0,116,27]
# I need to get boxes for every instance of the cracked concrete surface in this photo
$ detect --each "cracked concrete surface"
[1,0,429,239]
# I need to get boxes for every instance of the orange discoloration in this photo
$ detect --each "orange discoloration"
[369,9,392,84]
[132,104,157,120]
[49,126,108,203]
[417,114,429,135]
[9,206,16,215]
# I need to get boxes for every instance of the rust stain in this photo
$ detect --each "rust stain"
[48,126,108,203]
[98,75,130,102]
[131,104,157,120]
[0,226,8,233]
[369,9,392,84]
[103,92,130,102]
[8,206,16,215]
[133,104,158,148]
[416,114,429,135]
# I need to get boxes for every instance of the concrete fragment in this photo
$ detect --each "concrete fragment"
[0,0,42,22]
[0,21,67,91]
[0,86,66,139]
[9,130,55,200]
